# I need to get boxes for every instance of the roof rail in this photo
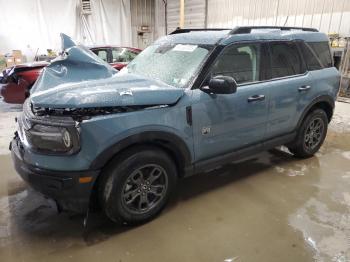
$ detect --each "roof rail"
[230,26,319,34]
[170,28,231,35]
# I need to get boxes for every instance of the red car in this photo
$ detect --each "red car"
[90,46,141,70]
[0,46,141,104]
[0,61,49,104]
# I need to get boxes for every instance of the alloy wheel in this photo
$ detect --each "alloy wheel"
[121,164,168,214]
[304,117,324,151]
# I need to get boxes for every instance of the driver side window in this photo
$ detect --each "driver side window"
[210,43,263,85]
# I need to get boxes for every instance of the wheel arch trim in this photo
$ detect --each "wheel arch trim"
[89,130,193,174]
[297,95,335,129]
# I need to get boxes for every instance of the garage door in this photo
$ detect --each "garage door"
[184,0,206,28]
[167,0,206,34]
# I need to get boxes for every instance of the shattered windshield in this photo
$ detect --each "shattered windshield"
[121,43,212,88]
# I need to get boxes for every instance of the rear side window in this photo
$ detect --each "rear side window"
[299,42,323,71]
[92,49,110,63]
[211,43,263,84]
[112,48,139,63]
[269,42,305,78]
[307,42,333,68]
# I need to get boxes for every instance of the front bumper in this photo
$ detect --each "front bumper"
[10,137,100,213]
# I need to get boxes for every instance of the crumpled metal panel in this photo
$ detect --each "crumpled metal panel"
[31,33,117,94]
[30,34,184,109]
[30,72,184,109]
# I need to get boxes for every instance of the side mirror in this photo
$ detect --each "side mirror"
[201,75,237,94]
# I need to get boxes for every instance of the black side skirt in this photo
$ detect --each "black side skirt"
[188,132,296,176]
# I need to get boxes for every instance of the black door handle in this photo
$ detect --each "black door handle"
[298,85,311,92]
[248,94,265,102]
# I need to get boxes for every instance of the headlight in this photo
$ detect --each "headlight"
[25,124,79,154]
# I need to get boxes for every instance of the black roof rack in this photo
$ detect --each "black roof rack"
[170,28,231,35]
[169,26,319,36]
[230,26,319,34]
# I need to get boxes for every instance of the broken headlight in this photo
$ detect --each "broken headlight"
[25,124,80,154]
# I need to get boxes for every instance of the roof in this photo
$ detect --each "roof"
[157,26,329,46]
[221,30,329,45]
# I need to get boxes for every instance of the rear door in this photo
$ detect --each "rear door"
[298,41,340,108]
[265,41,311,138]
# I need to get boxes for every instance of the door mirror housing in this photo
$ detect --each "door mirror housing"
[201,76,237,94]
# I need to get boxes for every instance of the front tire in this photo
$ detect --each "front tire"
[288,109,328,158]
[98,146,177,225]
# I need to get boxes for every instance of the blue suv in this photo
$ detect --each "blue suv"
[11,27,340,224]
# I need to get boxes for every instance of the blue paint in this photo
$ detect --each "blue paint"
[21,30,340,172]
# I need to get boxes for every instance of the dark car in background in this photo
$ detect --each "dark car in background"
[0,45,141,104]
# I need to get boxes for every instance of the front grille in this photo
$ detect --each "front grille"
[23,99,76,127]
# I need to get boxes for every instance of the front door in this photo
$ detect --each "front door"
[192,42,270,162]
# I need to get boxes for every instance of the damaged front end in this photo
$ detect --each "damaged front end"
[31,34,117,94]
[12,99,98,213]
[11,33,189,216]
[18,99,80,155]
[32,104,169,121]
[18,33,185,152]
[29,33,184,119]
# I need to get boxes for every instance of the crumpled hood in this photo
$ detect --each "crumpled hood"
[29,33,184,109]
[30,33,118,95]
[30,73,185,108]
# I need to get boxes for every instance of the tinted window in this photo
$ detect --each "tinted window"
[211,43,262,84]
[307,42,332,68]
[112,48,139,63]
[270,42,304,78]
[299,42,323,71]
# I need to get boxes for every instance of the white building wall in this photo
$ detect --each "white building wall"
[207,0,350,36]
[0,0,133,54]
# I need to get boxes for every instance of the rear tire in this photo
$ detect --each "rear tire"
[98,146,177,225]
[288,109,328,158]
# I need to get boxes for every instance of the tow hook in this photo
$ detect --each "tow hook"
[83,207,90,228]
[9,131,19,151]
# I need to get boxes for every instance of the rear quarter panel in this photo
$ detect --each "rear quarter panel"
[1,80,27,103]
[18,68,43,84]
[0,68,43,103]
[294,67,340,127]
